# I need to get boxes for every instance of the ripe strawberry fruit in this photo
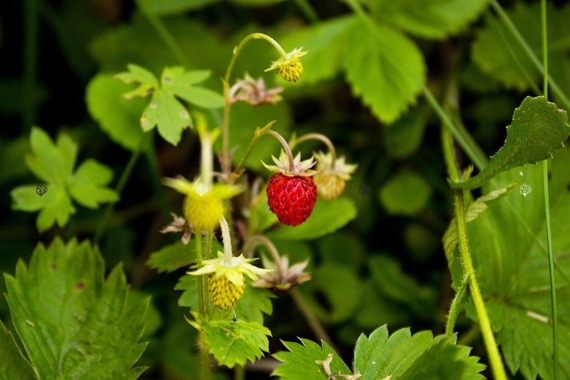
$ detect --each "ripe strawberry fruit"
[263,150,318,226]
[267,173,317,226]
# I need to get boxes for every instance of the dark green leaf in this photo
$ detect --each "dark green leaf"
[273,339,350,380]
[379,170,432,215]
[234,284,273,324]
[148,241,195,273]
[137,0,220,15]
[383,111,427,158]
[345,22,425,124]
[3,239,149,379]
[452,96,569,189]
[266,197,356,240]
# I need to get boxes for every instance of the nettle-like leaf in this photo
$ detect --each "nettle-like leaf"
[462,148,570,379]
[115,64,224,145]
[472,2,570,92]
[370,0,490,39]
[3,238,149,379]
[86,74,148,152]
[452,96,569,190]
[10,127,118,232]
[345,21,425,124]
[273,325,485,379]
[190,313,271,368]
[266,197,357,240]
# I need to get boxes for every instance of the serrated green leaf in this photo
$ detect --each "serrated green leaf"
[300,263,362,323]
[353,325,485,379]
[273,338,350,380]
[266,197,356,240]
[345,22,425,124]
[234,284,273,324]
[370,0,490,39]
[452,97,569,189]
[141,90,192,145]
[114,64,158,98]
[279,16,356,84]
[148,241,195,273]
[0,320,36,380]
[197,315,271,368]
[68,159,119,208]
[3,238,149,379]
[379,170,432,215]
[26,127,77,184]
[86,74,148,152]
[463,148,570,379]
[161,67,224,108]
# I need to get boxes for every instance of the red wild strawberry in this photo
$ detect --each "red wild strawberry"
[263,150,317,226]
[267,173,317,226]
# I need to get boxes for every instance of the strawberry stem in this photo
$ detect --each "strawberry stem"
[243,235,284,279]
[260,129,296,172]
[290,133,337,168]
[219,216,233,259]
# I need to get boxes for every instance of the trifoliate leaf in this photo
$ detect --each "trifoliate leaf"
[3,238,149,379]
[86,74,148,151]
[10,127,118,232]
[148,241,195,273]
[353,325,485,379]
[0,320,35,379]
[279,15,356,84]
[462,148,570,379]
[272,339,350,380]
[193,313,271,368]
[266,197,356,240]
[370,0,490,39]
[451,96,569,189]
[116,64,223,145]
[345,22,425,124]
[379,170,432,215]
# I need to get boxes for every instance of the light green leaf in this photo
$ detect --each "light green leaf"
[345,22,425,124]
[234,284,273,324]
[86,74,148,152]
[68,159,119,208]
[379,170,432,215]
[452,96,569,189]
[371,0,490,39]
[114,64,158,98]
[272,339,350,380]
[3,238,149,379]
[0,320,36,380]
[266,197,356,240]
[11,127,117,232]
[148,241,195,273]
[141,90,192,145]
[463,148,570,379]
[161,67,224,108]
[299,263,362,323]
[137,0,220,15]
[196,314,271,368]
[279,16,356,84]
[353,325,485,379]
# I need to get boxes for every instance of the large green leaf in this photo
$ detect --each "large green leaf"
[461,148,570,379]
[3,239,149,379]
[266,197,356,240]
[370,0,490,39]
[10,128,118,232]
[345,22,425,124]
[452,96,569,189]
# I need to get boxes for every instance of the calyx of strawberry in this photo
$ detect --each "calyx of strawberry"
[262,150,317,177]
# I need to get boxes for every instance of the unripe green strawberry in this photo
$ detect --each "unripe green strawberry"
[267,173,317,226]
[313,152,357,201]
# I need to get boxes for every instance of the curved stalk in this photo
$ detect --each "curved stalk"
[290,133,337,167]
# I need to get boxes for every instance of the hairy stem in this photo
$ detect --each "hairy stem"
[291,133,337,167]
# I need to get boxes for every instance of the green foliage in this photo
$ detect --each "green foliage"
[3,239,149,379]
[379,170,432,215]
[0,320,36,380]
[267,197,357,240]
[115,64,223,145]
[370,0,490,39]
[452,96,569,189]
[137,0,221,15]
[147,241,195,273]
[10,127,118,232]
[191,313,271,368]
[274,325,485,379]
[462,149,570,379]
[383,111,427,158]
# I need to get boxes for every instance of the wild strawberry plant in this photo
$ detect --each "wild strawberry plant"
[1,0,570,379]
